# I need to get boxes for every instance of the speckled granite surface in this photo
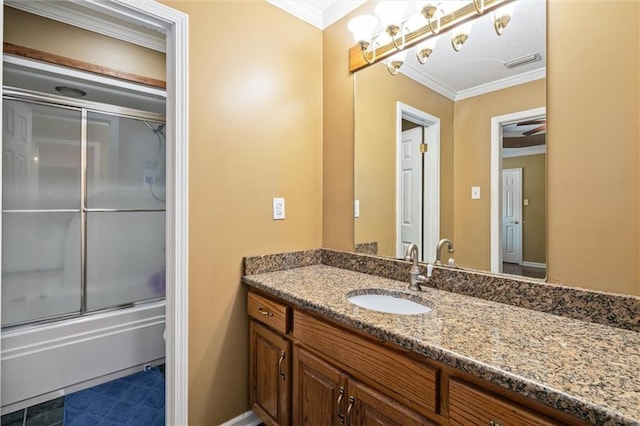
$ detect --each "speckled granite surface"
[245,248,640,332]
[243,265,640,425]
[354,242,378,255]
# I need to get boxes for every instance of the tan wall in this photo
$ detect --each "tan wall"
[3,7,166,81]
[503,154,546,264]
[354,63,454,258]
[164,2,323,423]
[453,79,545,270]
[547,0,639,295]
[322,6,356,251]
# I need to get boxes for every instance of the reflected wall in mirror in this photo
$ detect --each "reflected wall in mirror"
[354,0,546,279]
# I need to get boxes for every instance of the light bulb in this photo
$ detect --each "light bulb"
[348,15,378,45]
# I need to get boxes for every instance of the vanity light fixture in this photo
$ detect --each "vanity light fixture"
[493,3,515,35]
[347,14,379,64]
[348,0,516,74]
[375,1,409,50]
[416,37,437,64]
[387,50,407,75]
[450,22,471,52]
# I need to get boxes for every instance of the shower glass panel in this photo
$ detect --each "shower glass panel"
[86,211,165,311]
[3,100,81,209]
[2,91,165,328]
[1,212,81,326]
[85,112,165,311]
[86,113,165,210]
[2,98,82,326]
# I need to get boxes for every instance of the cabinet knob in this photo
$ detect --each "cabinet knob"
[278,351,286,381]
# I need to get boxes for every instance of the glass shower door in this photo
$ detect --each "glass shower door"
[1,99,82,326]
[85,112,166,311]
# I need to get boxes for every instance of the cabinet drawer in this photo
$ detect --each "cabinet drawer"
[248,292,290,334]
[449,379,560,426]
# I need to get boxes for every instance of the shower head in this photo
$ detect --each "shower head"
[144,121,166,137]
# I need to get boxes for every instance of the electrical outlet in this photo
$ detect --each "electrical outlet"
[273,197,285,220]
[471,186,481,200]
[354,200,360,218]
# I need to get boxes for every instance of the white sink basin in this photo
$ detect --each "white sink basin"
[347,293,431,315]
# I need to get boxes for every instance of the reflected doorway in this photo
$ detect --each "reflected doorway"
[395,103,440,263]
[491,107,547,279]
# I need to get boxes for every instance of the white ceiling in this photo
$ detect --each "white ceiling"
[269,0,546,101]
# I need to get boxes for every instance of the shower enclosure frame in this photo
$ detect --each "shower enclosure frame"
[2,86,167,326]
[0,1,190,424]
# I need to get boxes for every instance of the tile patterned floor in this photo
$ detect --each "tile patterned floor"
[1,365,165,426]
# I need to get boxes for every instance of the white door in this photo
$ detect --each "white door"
[3,100,34,208]
[502,168,522,264]
[399,127,423,257]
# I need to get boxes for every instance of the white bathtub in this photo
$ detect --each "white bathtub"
[1,300,165,413]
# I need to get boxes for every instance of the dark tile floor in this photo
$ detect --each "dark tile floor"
[1,396,64,426]
[1,364,165,426]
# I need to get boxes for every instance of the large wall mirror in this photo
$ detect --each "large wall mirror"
[354,0,546,279]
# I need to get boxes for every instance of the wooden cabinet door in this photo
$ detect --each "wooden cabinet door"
[293,347,348,426]
[449,379,560,426]
[250,321,291,425]
[348,380,440,426]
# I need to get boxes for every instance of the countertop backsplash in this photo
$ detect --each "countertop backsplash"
[243,248,640,332]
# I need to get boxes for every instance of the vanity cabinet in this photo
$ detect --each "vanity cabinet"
[248,292,292,425]
[248,289,588,426]
[293,347,436,425]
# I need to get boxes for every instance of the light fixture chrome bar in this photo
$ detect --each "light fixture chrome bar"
[80,108,88,315]
[504,53,543,69]
[349,0,516,72]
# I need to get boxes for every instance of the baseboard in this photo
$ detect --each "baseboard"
[521,261,547,269]
[220,410,261,426]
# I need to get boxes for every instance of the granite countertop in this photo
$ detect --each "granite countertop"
[243,264,640,426]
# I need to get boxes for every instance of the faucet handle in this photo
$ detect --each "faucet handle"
[426,263,433,277]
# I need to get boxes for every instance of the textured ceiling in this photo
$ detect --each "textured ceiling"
[284,0,546,100]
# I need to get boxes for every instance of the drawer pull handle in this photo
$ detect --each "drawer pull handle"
[257,307,274,317]
[490,421,503,426]
[346,396,355,426]
[278,351,286,381]
[337,386,345,424]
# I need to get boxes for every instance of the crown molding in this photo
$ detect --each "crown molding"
[400,62,458,101]
[322,1,366,28]
[399,63,546,102]
[5,0,166,53]
[267,0,323,29]
[267,1,364,30]
[455,68,546,101]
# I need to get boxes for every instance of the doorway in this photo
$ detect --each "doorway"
[395,102,440,262]
[0,1,189,423]
[491,107,546,279]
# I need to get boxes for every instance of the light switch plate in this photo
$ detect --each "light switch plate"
[273,197,285,220]
[471,186,481,199]
[354,200,360,218]
[524,199,529,206]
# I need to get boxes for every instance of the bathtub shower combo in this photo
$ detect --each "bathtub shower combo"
[1,87,166,412]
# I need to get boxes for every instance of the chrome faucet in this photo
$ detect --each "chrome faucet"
[404,243,429,291]
[435,238,455,265]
